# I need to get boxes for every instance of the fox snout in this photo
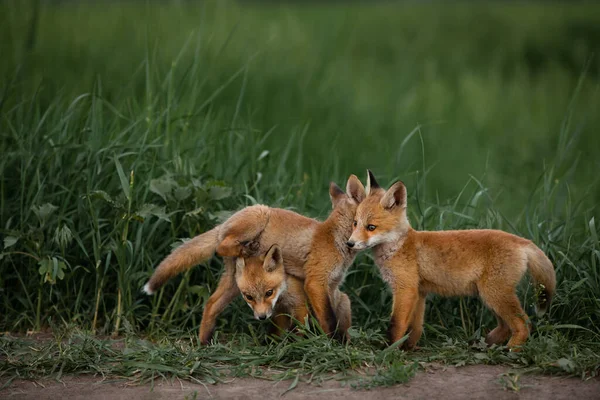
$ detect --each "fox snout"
[347,241,367,250]
[347,233,368,250]
[254,310,272,320]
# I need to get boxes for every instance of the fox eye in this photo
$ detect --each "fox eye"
[353,220,357,227]
[265,289,273,297]
[245,294,254,301]
[367,225,377,232]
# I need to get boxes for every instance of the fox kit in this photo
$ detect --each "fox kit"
[347,170,556,350]
[304,175,366,342]
[236,244,353,338]
[143,175,365,344]
[235,245,309,337]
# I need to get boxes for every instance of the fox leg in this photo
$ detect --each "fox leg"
[215,208,268,258]
[388,287,419,346]
[215,235,241,257]
[198,258,239,345]
[332,290,352,342]
[270,314,291,337]
[480,288,529,351]
[485,313,511,346]
[304,278,339,339]
[405,294,426,349]
[292,301,310,328]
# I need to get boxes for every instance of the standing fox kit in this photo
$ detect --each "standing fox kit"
[304,175,366,342]
[143,175,365,344]
[347,170,556,350]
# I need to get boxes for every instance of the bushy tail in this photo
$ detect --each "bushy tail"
[525,245,556,316]
[143,228,219,294]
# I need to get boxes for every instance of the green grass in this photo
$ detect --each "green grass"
[1,0,600,388]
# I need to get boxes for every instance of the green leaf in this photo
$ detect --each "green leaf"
[38,260,48,276]
[3,236,18,249]
[188,285,208,297]
[88,190,112,202]
[32,203,58,221]
[184,207,204,218]
[210,210,234,223]
[38,258,52,282]
[57,267,65,280]
[208,186,232,201]
[135,204,171,222]
[86,190,123,209]
[150,177,176,201]
[555,358,575,372]
[114,156,130,200]
[174,186,192,201]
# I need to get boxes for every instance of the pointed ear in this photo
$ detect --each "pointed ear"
[380,181,407,210]
[235,257,245,275]
[346,174,365,203]
[329,182,346,208]
[263,244,283,272]
[366,169,381,196]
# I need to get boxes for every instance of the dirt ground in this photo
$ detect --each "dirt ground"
[2,365,599,400]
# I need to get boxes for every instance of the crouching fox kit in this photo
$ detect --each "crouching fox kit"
[236,244,352,338]
[347,170,556,350]
[143,175,365,343]
[234,245,310,337]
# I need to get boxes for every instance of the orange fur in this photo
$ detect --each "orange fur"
[304,176,366,342]
[198,245,309,344]
[144,176,365,343]
[348,170,556,351]
[144,205,315,296]
[236,245,309,338]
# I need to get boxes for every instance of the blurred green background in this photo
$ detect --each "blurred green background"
[1,1,599,341]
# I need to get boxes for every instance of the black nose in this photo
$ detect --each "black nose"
[258,315,267,320]
[346,241,355,248]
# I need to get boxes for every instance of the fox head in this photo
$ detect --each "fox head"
[328,174,366,225]
[347,170,410,250]
[234,244,287,320]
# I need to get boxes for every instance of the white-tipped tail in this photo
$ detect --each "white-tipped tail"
[145,228,220,293]
[143,282,154,295]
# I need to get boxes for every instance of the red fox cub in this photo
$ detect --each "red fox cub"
[304,176,366,342]
[143,175,365,344]
[236,244,351,339]
[233,245,309,337]
[347,170,556,351]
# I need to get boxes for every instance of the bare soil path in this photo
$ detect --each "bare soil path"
[2,365,599,400]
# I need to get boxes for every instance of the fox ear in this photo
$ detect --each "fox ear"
[264,244,282,272]
[366,169,382,196]
[380,181,407,210]
[329,182,346,208]
[346,174,366,203]
[235,257,245,275]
